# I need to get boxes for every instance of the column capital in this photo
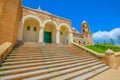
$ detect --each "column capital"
[40,26,44,29]
[69,31,73,33]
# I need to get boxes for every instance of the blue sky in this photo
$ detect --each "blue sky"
[22,0,120,44]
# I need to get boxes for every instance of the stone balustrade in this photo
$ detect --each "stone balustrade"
[0,42,12,65]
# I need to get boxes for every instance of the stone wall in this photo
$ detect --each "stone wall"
[23,7,72,29]
[106,51,120,69]
[115,53,120,68]
[72,42,120,69]
[0,0,5,17]
[72,42,107,64]
[0,42,12,64]
[0,0,22,46]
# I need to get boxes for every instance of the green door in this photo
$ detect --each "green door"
[44,31,52,43]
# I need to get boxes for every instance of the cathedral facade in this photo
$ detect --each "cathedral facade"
[17,6,94,46]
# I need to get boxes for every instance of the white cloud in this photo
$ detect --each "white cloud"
[93,28,120,43]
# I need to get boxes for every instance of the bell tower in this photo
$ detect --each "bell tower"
[82,21,90,34]
[81,20,94,45]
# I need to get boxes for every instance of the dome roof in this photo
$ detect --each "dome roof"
[82,20,87,24]
[72,27,76,29]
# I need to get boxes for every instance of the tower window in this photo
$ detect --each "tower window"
[33,27,37,31]
[27,26,30,31]
[83,29,85,32]
[60,32,62,35]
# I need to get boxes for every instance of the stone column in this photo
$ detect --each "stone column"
[39,26,44,43]
[16,21,24,46]
[68,31,73,44]
[105,49,117,69]
[56,29,60,44]
[17,21,24,41]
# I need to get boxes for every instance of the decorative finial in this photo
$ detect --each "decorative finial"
[38,6,41,10]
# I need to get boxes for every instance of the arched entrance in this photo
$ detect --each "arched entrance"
[44,22,56,43]
[23,17,40,42]
[60,25,69,44]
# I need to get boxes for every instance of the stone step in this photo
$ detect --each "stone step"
[9,53,41,56]
[5,55,93,62]
[0,61,103,80]
[1,57,96,68]
[5,57,42,62]
[0,43,110,80]
[15,51,41,53]
[44,54,85,58]
[12,51,40,53]
[39,54,90,58]
[40,53,85,56]
[0,61,101,76]
[49,64,107,80]
[71,66,110,80]
[18,63,105,80]
[2,57,95,66]
[0,59,98,71]
[2,58,95,67]
[8,55,42,59]
[6,55,72,60]
[8,53,87,58]
[4,56,94,66]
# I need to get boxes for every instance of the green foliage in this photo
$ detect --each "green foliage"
[86,46,105,54]
[86,44,120,54]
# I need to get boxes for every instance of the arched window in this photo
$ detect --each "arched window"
[83,29,85,33]
[27,26,30,31]
[33,27,37,31]
[60,31,62,35]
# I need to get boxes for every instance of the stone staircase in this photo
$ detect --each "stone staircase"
[0,42,110,80]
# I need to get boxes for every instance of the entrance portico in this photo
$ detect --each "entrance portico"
[44,21,56,43]
[17,7,73,44]
[18,16,73,44]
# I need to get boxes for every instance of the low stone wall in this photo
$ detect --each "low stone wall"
[0,42,12,65]
[72,42,120,69]
[115,52,120,68]
[72,42,107,64]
